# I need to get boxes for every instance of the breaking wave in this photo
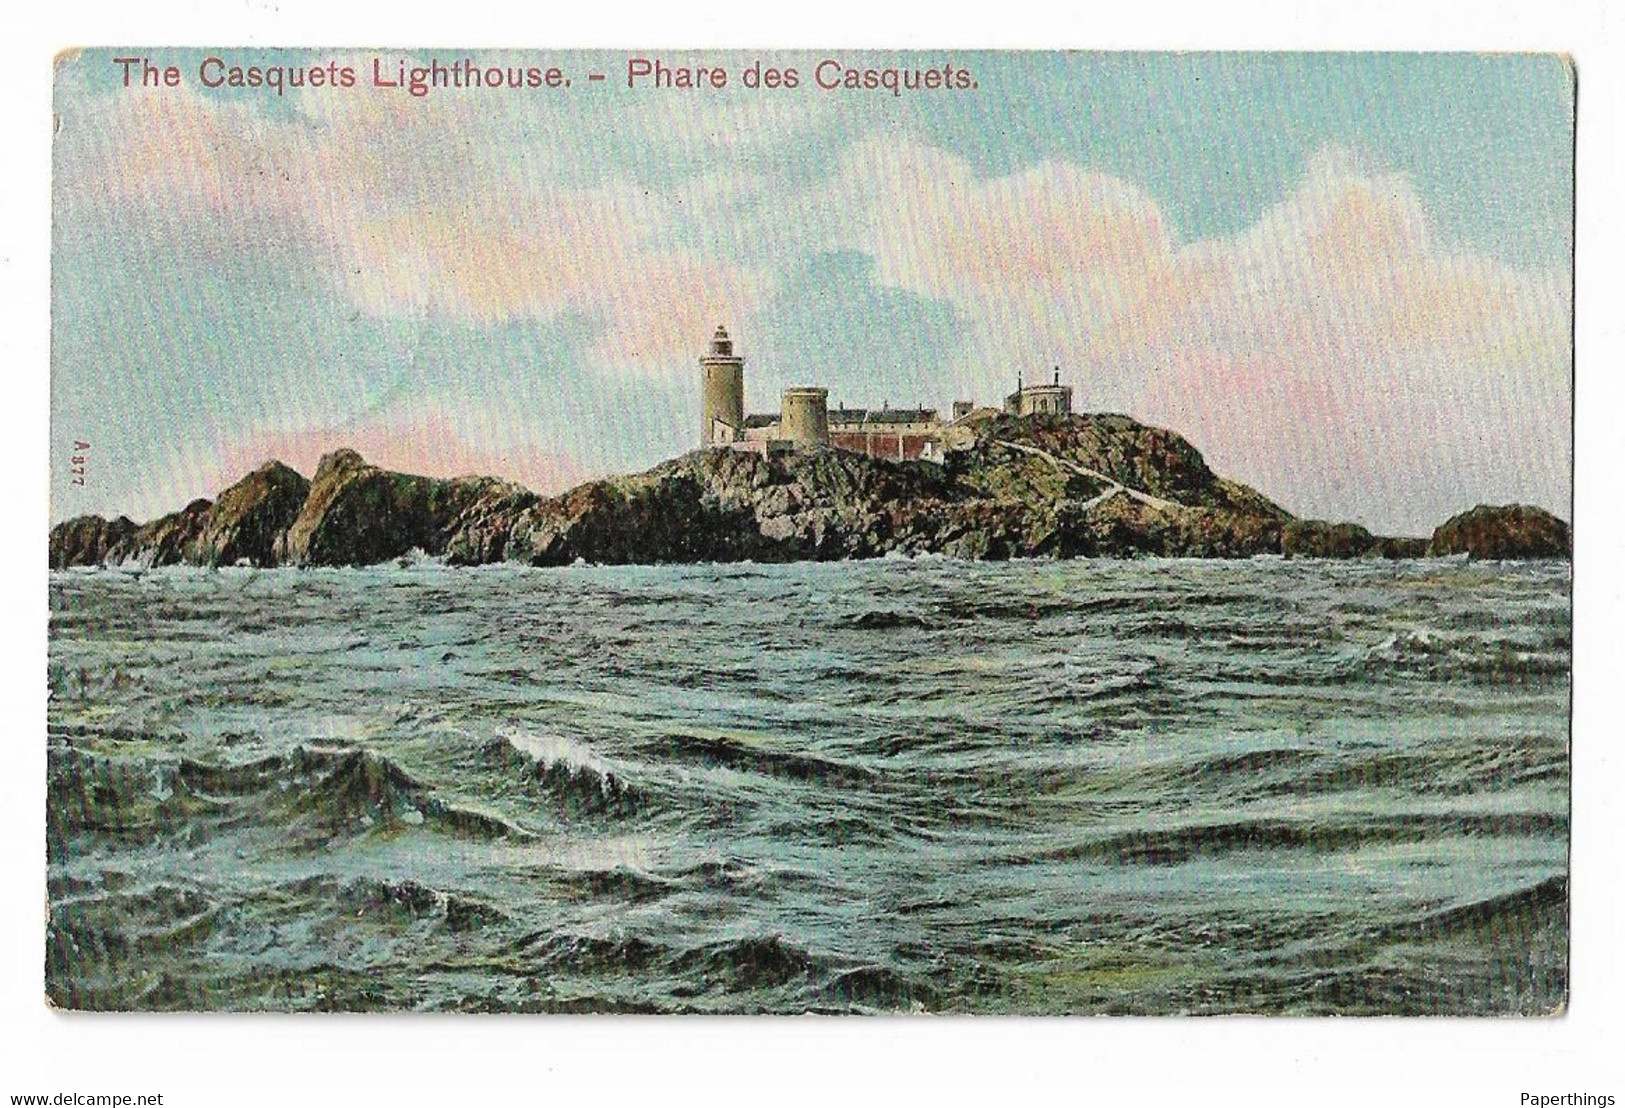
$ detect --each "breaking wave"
[46,556,1569,1013]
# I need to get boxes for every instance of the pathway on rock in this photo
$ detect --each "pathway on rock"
[995,439,1185,512]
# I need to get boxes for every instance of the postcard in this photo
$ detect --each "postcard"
[47,49,1572,1014]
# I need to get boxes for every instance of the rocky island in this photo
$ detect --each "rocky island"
[49,412,1570,569]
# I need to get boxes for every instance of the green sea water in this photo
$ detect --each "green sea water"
[46,556,1569,1013]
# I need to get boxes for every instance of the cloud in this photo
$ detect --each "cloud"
[56,75,770,383]
[206,410,590,500]
[53,62,1570,534]
[327,181,767,374]
[815,139,1570,532]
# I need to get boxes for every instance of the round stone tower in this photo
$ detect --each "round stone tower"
[699,325,745,446]
[780,387,830,448]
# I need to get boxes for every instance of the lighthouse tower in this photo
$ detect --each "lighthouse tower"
[699,325,745,446]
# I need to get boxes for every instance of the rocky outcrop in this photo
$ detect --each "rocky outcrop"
[51,466,306,570]
[1374,536,1431,559]
[497,414,1293,565]
[107,498,214,567]
[49,514,137,569]
[1281,520,1435,559]
[46,415,1571,569]
[441,481,540,566]
[507,465,786,565]
[1283,520,1378,559]
[193,461,310,567]
[1428,504,1572,560]
[956,413,1235,506]
[1281,520,1432,560]
[273,449,512,567]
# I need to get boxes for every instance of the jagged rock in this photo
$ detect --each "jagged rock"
[47,415,1571,569]
[1281,520,1432,560]
[442,481,540,566]
[1283,520,1378,559]
[193,461,310,567]
[503,417,1292,565]
[107,498,214,566]
[48,514,137,568]
[1428,504,1571,560]
[274,449,502,566]
[1373,536,1430,559]
[956,413,1226,504]
[510,468,783,566]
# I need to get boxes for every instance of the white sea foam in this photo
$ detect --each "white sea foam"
[498,726,620,794]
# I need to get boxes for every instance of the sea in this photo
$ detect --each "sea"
[45,556,1571,1014]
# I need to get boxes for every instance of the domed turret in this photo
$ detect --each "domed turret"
[1003,364,1074,417]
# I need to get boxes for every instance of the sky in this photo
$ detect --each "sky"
[50,50,1573,535]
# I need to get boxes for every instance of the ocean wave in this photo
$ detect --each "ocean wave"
[489,727,641,816]
[1029,811,1569,867]
[821,963,938,1011]
[933,596,1077,623]
[46,558,1570,1014]
[271,747,521,844]
[654,732,877,787]
[290,874,511,933]
[49,882,221,965]
[1258,740,1568,800]
[1359,631,1570,686]
[548,865,677,904]
[1374,875,1568,943]
[845,609,941,631]
[48,747,228,858]
[49,744,524,854]
[516,931,666,972]
[670,934,822,990]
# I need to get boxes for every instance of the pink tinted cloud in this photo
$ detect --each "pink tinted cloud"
[60,79,769,379]
[206,412,591,501]
[60,72,1569,533]
[828,139,1570,531]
